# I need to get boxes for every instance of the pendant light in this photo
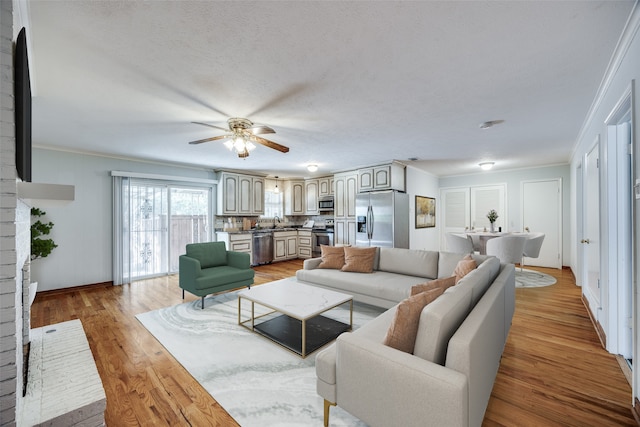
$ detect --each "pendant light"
[274,176,280,194]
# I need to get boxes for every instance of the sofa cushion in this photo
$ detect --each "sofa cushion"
[455,256,501,307]
[378,247,438,279]
[186,242,227,269]
[412,284,474,364]
[453,254,477,283]
[296,269,423,304]
[318,245,345,269]
[342,247,377,273]
[383,287,446,353]
[410,276,456,297]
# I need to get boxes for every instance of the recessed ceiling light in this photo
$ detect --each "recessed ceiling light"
[479,162,495,170]
[307,164,318,172]
[479,120,505,130]
[408,157,419,161]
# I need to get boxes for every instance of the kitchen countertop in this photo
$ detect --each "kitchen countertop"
[215,227,308,234]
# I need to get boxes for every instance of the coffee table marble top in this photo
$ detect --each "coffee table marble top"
[238,277,353,320]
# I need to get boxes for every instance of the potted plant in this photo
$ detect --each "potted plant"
[31,208,58,260]
[486,209,499,233]
[29,208,57,305]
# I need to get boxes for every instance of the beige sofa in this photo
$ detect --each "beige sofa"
[295,247,515,427]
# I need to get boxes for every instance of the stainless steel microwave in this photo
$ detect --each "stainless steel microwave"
[318,197,334,211]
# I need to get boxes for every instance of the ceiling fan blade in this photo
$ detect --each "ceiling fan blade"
[188,134,230,145]
[191,121,229,132]
[252,135,289,153]
[249,125,276,135]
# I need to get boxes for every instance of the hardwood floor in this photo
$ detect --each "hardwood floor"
[30,261,636,426]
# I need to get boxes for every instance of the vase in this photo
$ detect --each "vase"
[490,222,495,233]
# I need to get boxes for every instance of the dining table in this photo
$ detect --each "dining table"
[455,231,531,255]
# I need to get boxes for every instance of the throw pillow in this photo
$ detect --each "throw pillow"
[341,246,377,273]
[318,245,345,269]
[383,287,446,353]
[453,254,477,284]
[410,275,456,297]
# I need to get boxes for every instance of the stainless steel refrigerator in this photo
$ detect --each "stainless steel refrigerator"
[356,190,409,248]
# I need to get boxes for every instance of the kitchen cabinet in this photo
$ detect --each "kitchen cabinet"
[284,180,305,215]
[305,180,319,215]
[318,177,334,197]
[297,229,312,259]
[216,232,253,265]
[333,171,358,245]
[358,162,405,192]
[273,230,298,261]
[217,172,265,216]
[252,177,264,215]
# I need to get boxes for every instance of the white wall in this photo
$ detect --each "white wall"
[31,148,216,290]
[439,164,571,265]
[406,165,440,251]
[568,5,640,405]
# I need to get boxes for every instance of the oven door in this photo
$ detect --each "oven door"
[312,232,334,256]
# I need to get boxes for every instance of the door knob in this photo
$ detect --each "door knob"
[581,239,590,244]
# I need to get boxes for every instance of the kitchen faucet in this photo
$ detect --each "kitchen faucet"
[274,215,281,227]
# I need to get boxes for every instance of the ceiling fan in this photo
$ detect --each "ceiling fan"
[189,118,290,158]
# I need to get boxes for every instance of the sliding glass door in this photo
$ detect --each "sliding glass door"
[118,179,212,282]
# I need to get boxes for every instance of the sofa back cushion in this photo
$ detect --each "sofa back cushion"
[412,284,473,364]
[455,256,501,307]
[378,247,438,279]
[186,242,227,269]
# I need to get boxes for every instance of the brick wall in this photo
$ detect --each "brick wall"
[0,1,21,425]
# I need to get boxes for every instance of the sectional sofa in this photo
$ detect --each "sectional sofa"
[295,247,515,427]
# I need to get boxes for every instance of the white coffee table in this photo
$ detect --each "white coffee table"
[238,278,353,358]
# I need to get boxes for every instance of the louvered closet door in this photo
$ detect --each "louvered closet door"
[440,187,470,249]
[470,185,505,231]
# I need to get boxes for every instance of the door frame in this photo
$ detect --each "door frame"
[603,82,634,358]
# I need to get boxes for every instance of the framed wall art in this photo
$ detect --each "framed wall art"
[415,195,436,228]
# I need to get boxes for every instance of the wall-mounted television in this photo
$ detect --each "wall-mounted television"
[14,27,31,182]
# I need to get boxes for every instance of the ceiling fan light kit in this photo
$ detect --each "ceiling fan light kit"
[189,117,289,158]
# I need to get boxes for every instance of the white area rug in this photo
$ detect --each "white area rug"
[515,268,557,288]
[136,291,383,426]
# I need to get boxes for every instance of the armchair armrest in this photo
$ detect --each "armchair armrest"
[179,255,201,291]
[335,333,468,427]
[227,251,251,269]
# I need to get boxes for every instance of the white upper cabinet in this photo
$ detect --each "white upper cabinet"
[305,180,319,215]
[358,162,405,192]
[284,180,305,215]
[217,172,265,216]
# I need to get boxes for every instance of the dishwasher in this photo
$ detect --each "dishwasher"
[252,231,273,265]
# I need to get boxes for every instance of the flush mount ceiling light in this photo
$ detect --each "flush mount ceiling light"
[307,164,318,172]
[479,120,505,130]
[479,162,495,171]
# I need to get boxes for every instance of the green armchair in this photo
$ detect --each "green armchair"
[179,242,255,309]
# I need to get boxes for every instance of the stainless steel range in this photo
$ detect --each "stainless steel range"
[312,219,334,257]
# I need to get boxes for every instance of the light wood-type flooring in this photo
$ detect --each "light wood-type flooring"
[30,261,637,426]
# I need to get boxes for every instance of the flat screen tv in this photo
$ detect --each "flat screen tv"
[15,27,31,182]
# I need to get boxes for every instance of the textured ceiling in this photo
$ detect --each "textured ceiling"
[25,1,635,178]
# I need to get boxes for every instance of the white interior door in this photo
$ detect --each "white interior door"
[522,179,562,268]
[440,187,470,249]
[584,142,601,309]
